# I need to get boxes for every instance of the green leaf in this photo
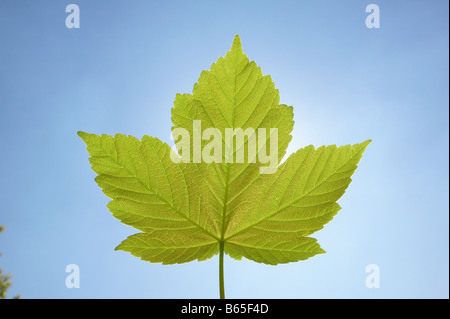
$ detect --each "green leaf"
[115,229,219,265]
[223,141,371,264]
[226,229,325,265]
[79,35,370,297]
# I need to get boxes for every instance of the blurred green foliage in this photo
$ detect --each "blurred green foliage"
[0,226,20,299]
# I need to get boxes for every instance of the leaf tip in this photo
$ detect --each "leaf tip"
[77,131,90,142]
[231,34,242,52]
[114,241,125,251]
[360,139,372,151]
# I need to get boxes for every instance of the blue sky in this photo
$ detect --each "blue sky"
[0,0,448,299]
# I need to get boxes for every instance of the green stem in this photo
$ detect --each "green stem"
[219,241,225,299]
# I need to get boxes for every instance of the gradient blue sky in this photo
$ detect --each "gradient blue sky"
[0,1,448,299]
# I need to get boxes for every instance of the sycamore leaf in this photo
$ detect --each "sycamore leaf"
[79,35,370,297]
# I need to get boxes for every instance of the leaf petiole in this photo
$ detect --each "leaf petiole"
[219,241,225,299]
